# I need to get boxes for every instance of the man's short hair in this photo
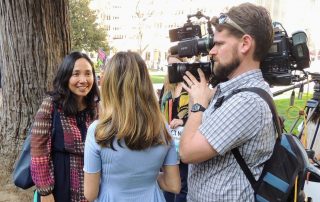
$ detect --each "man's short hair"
[211,3,274,61]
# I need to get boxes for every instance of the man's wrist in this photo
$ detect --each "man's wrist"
[192,101,208,109]
[191,103,206,112]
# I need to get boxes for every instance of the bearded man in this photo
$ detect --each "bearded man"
[179,3,276,201]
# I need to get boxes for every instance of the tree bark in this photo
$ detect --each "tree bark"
[0,0,70,199]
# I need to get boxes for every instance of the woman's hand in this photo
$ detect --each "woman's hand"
[41,193,55,202]
[169,118,184,129]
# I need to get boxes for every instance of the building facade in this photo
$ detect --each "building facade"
[91,0,320,68]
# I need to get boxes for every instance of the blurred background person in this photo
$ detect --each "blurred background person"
[159,55,189,202]
[31,51,100,202]
[159,55,189,129]
[83,51,181,202]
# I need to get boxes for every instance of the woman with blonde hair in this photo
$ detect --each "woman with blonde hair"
[83,51,181,202]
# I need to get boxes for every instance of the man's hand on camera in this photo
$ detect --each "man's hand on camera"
[182,68,215,108]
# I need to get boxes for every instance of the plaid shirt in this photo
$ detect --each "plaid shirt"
[187,69,276,202]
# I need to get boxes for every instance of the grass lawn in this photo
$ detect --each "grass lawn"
[151,74,165,84]
[274,94,312,135]
[149,69,165,84]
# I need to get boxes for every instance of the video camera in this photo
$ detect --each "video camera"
[168,14,310,87]
[167,11,214,83]
[261,22,310,86]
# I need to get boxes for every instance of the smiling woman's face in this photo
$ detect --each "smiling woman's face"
[68,58,94,101]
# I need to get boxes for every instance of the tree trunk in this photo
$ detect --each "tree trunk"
[0,0,70,200]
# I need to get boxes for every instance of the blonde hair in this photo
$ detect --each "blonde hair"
[96,51,171,150]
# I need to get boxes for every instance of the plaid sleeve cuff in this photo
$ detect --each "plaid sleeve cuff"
[37,185,54,196]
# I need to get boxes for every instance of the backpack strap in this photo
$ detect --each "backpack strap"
[213,87,282,190]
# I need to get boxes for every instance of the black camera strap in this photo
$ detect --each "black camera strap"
[213,87,282,189]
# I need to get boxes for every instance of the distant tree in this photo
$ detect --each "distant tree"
[135,0,155,55]
[70,0,109,52]
[0,0,70,200]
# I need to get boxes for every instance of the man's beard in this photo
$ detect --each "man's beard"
[213,52,240,81]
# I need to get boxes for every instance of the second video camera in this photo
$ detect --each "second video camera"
[168,11,214,83]
[261,22,310,86]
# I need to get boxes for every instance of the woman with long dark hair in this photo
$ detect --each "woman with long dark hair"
[31,51,100,202]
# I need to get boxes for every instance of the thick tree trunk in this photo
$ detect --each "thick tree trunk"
[0,0,70,199]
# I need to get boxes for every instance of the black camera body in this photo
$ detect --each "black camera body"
[261,23,310,86]
[170,36,214,59]
[168,11,214,83]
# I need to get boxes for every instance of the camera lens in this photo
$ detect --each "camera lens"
[197,35,214,55]
[168,62,212,83]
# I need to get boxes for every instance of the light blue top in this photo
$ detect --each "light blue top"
[84,121,178,202]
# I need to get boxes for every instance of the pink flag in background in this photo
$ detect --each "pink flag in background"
[97,48,106,63]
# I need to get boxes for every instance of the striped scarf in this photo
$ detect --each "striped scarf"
[160,90,189,123]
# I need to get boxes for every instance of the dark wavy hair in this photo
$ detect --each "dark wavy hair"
[50,51,100,119]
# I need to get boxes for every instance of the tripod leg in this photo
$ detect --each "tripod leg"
[289,115,302,134]
[299,107,316,139]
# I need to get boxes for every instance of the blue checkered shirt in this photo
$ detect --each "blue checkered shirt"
[187,69,276,202]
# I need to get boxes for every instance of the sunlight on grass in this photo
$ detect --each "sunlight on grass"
[151,75,165,84]
[275,94,311,135]
[150,73,165,84]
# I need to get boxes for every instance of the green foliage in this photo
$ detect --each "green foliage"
[94,63,100,74]
[69,0,109,52]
